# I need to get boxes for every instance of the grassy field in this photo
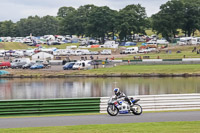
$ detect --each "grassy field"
[1,121,200,133]
[118,45,200,60]
[0,42,81,50]
[0,42,33,50]
[40,43,80,49]
[80,64,200,75]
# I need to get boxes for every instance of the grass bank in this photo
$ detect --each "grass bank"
[0,42,81,50]
[0,42,32,50]
[118,45,200,60]
[79,64,200,75]
[1,121,200,133]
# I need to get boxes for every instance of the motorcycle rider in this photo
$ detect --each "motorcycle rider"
[113,88,132,105]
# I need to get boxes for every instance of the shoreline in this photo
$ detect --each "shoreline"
[1,73,200,78]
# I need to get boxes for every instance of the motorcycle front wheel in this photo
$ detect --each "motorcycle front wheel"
[107,105,119,116]
[132,104,142,115]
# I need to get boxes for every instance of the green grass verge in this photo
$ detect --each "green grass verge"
[1,121,200,133]
[80,64,200,75]
[0,113,102,119]
[40,43,80,49]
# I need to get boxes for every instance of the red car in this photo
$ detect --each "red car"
[0,62,11,69]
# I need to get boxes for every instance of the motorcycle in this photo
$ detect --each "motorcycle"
[107,96,142,116]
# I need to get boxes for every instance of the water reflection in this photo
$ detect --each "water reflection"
[0,77,200,100]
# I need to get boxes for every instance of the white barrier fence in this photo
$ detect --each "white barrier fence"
[100,93,200,113]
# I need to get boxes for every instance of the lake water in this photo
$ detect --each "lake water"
[0,77,200,100]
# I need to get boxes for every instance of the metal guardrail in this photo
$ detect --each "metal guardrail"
[1,94,199,116]
[100,94,200,113]
[0,98,100,116]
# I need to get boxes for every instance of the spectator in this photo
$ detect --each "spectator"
[105,58,108,63]
[90,55,94,60]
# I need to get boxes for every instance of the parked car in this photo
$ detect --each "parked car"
[0,62,11,69]
[63,62,75,70]
[30,63,44,69]
[22,62,35,69]
[11,62,26,69]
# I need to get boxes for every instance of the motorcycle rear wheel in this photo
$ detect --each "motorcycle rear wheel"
[132,104,142,115]
[107,105,119,116]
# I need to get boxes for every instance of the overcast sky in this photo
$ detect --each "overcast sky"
[0,0,169,22]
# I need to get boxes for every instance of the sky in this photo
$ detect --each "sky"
[0,0,169,22]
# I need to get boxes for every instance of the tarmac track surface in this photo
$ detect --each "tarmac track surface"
[0,111,200,128]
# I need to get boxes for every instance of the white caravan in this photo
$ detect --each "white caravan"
[191,37,200,45]
[147,39,169,45]
[24,50,35,56]
[100,41,119,48]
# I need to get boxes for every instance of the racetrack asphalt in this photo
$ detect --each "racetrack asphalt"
[0,111,200,128]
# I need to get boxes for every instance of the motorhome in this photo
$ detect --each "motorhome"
[72,60,92,70]
[101,49,111,55]
[40,48,57,54]
[53,49,74,56]
[24,50,35,56]
[177,37,192,45]
[121,47,138,54]
[0,50,5,57]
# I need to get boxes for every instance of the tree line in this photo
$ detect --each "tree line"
[0,0,199,42]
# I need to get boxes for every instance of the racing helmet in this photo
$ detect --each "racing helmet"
[113,88,120,95]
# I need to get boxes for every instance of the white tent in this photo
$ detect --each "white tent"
[32,52,54,61]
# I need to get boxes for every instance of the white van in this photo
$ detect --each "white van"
[73,60,92,70]
[11,58,31,68]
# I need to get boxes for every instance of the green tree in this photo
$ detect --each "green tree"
[75,4,97,37]
[16,16,42,36]
[118,4,148,41]
[181,0,200,36]
[152,0,200,39]
[0,20,17,37]
[41,15,59,35]
[57,7,76,18]
[57,7,77,35]
[16,15,59,36]
[86,6,117,43]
